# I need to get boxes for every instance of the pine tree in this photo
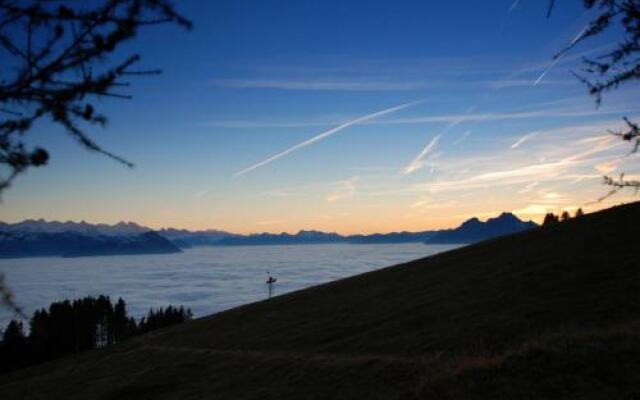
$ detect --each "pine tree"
[113,298,130,343]
[2,319,25,344]
[1,295,191,373]
[0,319,27,372]
[543,213,559,226]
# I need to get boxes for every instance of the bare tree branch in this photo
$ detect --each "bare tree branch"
[0,0,191,195]
[0,0,191,315]
[550,0,640,197]
[0,273,26,319]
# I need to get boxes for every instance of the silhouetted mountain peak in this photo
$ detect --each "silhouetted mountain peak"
[497,211,516,219]
[490,212,521,223]
[460,217,481,227]
[427,212,538,244]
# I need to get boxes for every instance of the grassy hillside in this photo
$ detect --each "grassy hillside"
[1,202,639,399]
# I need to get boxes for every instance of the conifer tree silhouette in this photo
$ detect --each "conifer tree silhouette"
[1,295,192,374]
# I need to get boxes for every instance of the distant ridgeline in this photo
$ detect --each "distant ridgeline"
[0,295,192,374]
[425,212,538,244]
[0,220,181,258]
[0,213,537,258]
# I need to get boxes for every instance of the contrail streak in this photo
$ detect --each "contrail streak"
[508,0,521,13]
[570,25,589,46]
[234,100,423,177]
[453,129,472,145]
[533,57,560,86]
[403,134,441,175]
[403,106,474,175]
[511,131,539,148]
[498,0,523,35]
[534,24,589,86]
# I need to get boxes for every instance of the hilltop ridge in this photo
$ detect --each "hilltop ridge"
[0,202,638,399]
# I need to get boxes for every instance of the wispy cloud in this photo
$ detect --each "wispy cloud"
[515,43,615,77]
[234,100,423,177]
[326,177,358,203]
[262,188,306,198]
[205,110,576,130]
[541,191,570,203]
[213,78,436,91]
[403,135,441,175]
[518,181,539,194]
[515,187,580,217]
[205,101,631,131]
[194,188,214,199]
[453,129,472,145]
[511,131,539,149]
[533,24,591,86]
[594,159,621,174]
[384,122,628,199]
[201,120,331,129]
[410,198,456,210]
[490,78,574,89]
[366,120,635,200]
[255,219,285,226]
[403,107,475,175]
[513,204,556,216]
[213,76,574,92]
[508,0,522,13]
[382,107,630,126]
[415,137,622,193]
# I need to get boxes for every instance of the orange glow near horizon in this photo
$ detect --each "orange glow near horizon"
[3,194,634,235]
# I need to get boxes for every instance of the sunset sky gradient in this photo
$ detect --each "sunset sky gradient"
[3,0,639,234]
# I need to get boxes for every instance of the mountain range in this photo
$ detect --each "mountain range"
[0,231,181,258]
[0,213,537,258]
[0,219,149,236]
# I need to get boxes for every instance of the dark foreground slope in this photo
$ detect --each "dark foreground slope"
[2,203,639,399]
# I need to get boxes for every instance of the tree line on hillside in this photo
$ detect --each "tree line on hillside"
[0,295,192,374]
[542,208,585,226]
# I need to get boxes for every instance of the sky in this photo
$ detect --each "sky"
[2,0,640,234]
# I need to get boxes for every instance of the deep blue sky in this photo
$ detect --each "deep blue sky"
[3,0,639,233]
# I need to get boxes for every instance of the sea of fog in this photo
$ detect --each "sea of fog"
[0,243,460,329]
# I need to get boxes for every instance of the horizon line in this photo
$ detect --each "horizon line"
[0,209,550,237]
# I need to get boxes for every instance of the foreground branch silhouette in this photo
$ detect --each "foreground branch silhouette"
[549,0,640,194]
[0,0,191,314]
[0,0,191,193]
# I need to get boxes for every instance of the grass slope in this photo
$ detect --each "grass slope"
[1,202,639,399]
